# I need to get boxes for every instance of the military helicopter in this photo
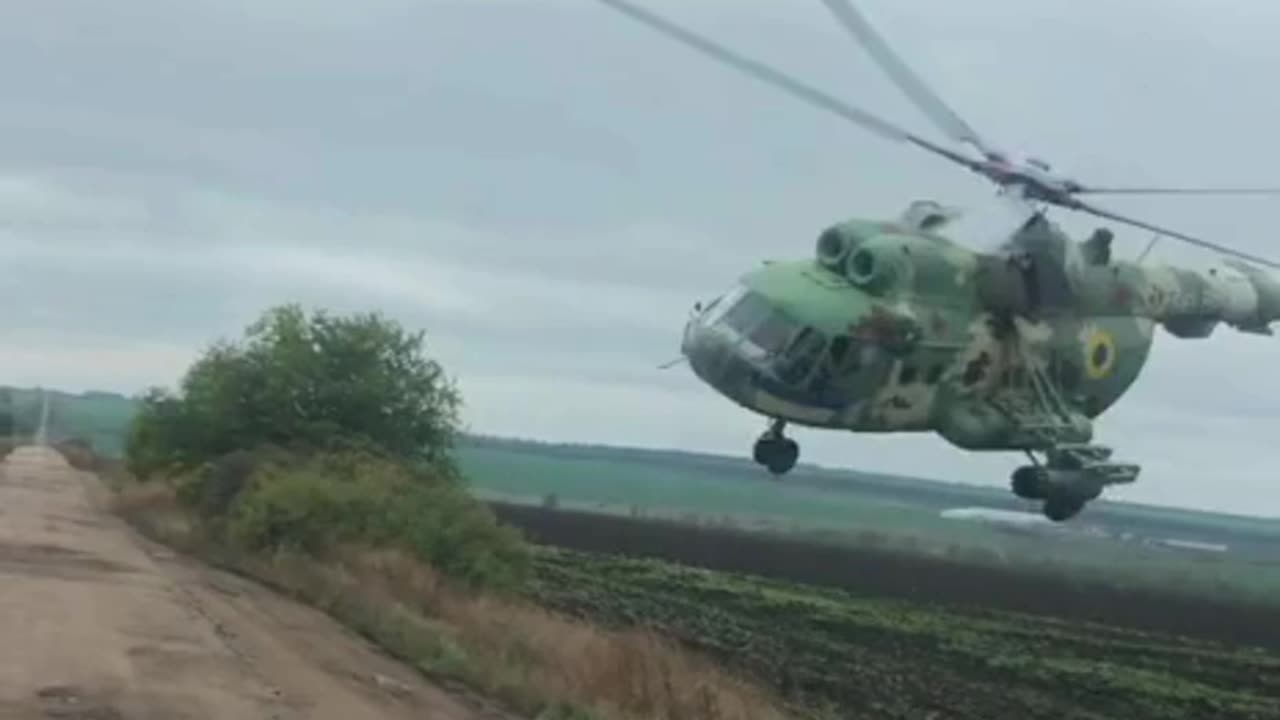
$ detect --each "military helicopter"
[594,0,1280,521]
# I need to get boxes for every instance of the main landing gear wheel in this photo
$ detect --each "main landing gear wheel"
[1011,462,1089,522]
[1043,493,1087,522]
[1011,445,1138,522]
[1010,465,1049,501]
[753,420,798,477]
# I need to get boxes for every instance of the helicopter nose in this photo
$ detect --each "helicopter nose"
[681,314,721,378]
[681,312,754,401]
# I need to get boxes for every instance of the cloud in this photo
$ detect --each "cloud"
[0,0,1276,516]
[0,332,197,394]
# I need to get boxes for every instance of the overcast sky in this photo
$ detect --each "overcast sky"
[0,0,1276,516]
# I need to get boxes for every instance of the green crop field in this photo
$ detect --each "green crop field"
[459,436,1280,606]
[456,437,1280,547]
[460,441,951,533]
[1,387,138,457]
[529,548,1280,720]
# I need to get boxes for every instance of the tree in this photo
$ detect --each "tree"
[125,387,197,478]
[126,304,462,478]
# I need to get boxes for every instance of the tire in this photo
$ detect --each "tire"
[1011,465,1049,500]
[766,439,798,476]
[752,437,771,465]
[1043,495,1085,522]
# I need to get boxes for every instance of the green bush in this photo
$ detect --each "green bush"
[177,447,290,518]
[226,451,531,590]
[126,304,461,479]
[124,303,529,592]
[228,464,386,553]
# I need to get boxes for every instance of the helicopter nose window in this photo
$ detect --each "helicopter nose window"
[702,286,745,326]
[748,310,799,355]
[719,290,771,335]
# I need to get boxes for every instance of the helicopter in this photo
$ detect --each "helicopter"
[593,0,1280,521]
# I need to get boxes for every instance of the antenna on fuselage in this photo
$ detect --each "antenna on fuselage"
[1136,232,1162,264]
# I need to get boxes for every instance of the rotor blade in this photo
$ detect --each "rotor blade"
[1071,199,1280,270]
[817,0,994,156]
[590,0,985,174]
[1074,186,1280,196]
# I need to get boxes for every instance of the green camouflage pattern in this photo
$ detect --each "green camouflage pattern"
[682,203,1279,454]
[591,0,1268,514]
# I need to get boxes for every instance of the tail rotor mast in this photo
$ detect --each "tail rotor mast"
[591,0,1280,271]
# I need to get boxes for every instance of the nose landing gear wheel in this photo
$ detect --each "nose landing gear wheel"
[753,421,798,477]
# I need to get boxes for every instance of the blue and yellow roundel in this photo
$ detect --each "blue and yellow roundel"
[1084,329,1116,379]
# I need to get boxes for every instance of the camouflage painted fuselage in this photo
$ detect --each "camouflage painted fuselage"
[682,209,1280,453]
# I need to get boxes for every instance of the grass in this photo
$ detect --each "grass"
[109,479,800,720]
[76,442,1280,720]
[528,548,1280,720]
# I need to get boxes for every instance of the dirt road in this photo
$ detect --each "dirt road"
[0,445,507,720]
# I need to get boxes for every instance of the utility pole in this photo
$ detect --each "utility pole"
[35,388,50,447]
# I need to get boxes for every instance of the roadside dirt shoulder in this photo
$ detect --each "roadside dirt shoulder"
[0,445,507,720]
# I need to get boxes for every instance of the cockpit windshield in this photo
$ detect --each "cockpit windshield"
[709,289,831,387]
[713,290,797,356]
[719,290,770,335]
[747,309,798,355]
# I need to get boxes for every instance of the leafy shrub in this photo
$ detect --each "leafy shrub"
[126,304,461,479]
[176,446,290,519]
[228,465,386,553]
[123,303,528,592]
[227,451,531,590]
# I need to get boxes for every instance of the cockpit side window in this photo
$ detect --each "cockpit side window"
[828,335,850,367]
[825,334,862,375]
[778,326,826,385]
[808,331,871,402]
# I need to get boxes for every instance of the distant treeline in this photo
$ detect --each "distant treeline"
[490,500,1280,651]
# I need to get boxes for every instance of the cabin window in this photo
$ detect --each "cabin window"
[778,326,826,385]
[925,364,944,385]
[824,334,863,375]
[828,335,850,366]
[898,364,918,385]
